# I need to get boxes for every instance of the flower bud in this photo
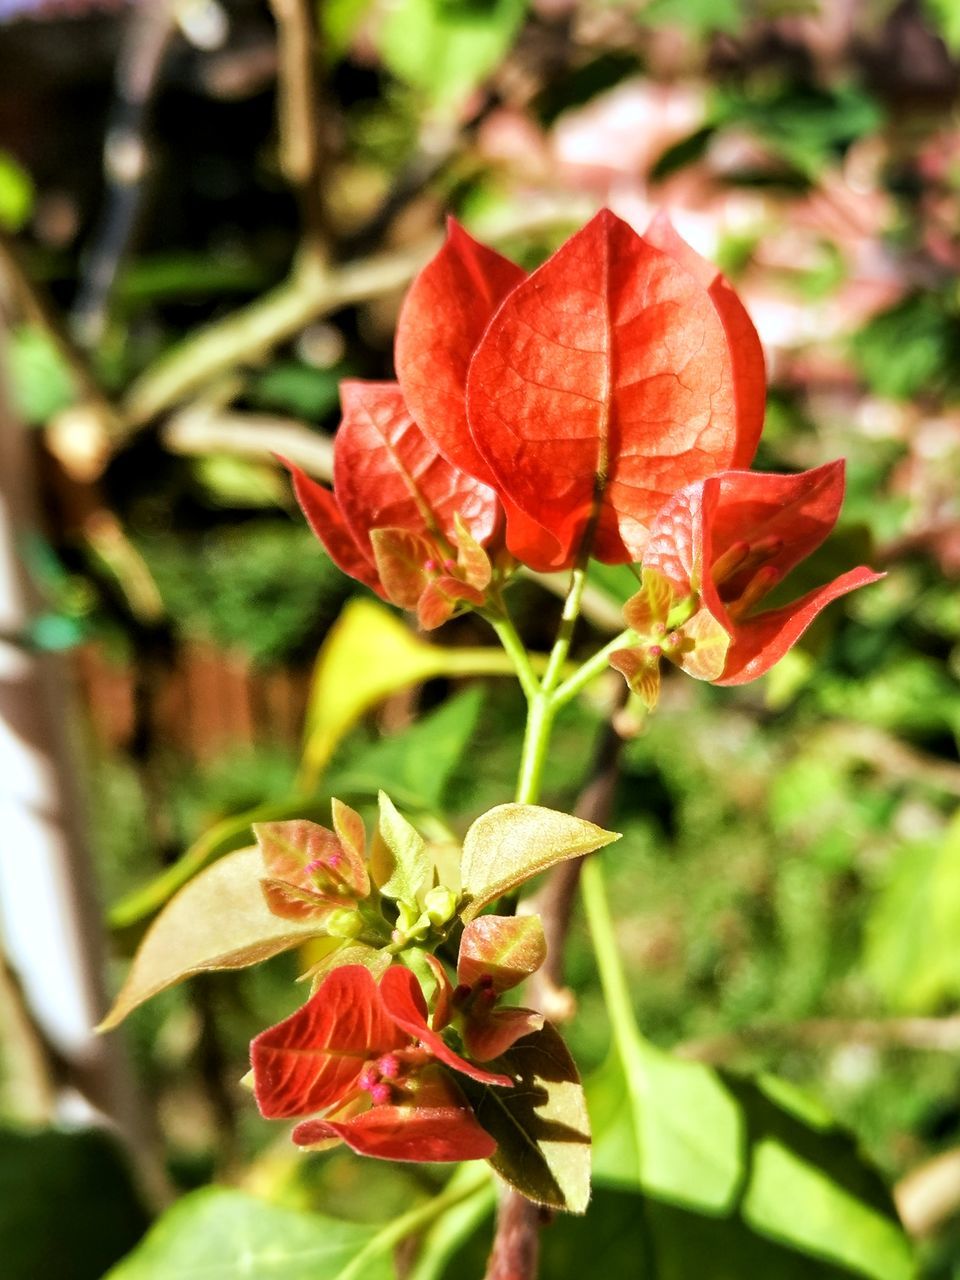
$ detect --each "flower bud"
[325,907,364,939]
[424,885,458,927]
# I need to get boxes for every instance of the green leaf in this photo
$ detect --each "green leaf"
[459,1023,591,1214]
[323,0,377,59]
[588,1057,914,1278]
[330,686,483,811]
[0,150,34,232]
[865,812,960,1010]
[248,361,344,420]
[104,1187,394,1280]
[589,1038,742,1211]
[378,0,527,113]
[299,598,523,788]
[5,324,75,424]
[0,1126,148,1280]
[459,804,619,921]
[375,791,429,903]
[100,847,322,1029]
[925,0,960,53]
[639,0,744,36]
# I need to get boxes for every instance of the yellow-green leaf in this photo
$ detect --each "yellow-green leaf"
[459,804,620,922]
[299,599,526,788]
[375,791,429,904]
[99,848,320,1030]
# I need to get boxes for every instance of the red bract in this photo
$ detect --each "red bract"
[395,219,565,570]
[251,964,506,1162]
[291,209,766,585]
[612,460,882,692]
[285,379,499,629]
[464,209,763,567]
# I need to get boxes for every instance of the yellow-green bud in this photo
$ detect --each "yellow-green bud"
[325,908,364,939]
[424,885,458,927]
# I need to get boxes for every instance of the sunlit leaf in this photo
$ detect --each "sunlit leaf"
[107,793,336,930]
[866,812,960,1010]
[0,150,34,232]
[104,1187,394,1280]
[457,914,546,993]
[375,791,429,903]
[589,1054,914,1278]
[299,598,522,787]
[378,0,527,113]
[459,805,619,921]
[100,848,322,1029]
[459,1023,591,1214]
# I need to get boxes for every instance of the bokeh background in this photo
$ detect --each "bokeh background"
[4,0,960,1276]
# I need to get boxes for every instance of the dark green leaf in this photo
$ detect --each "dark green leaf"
[329,687,484,811]
[0,1126,148,1280]
[460,1022,591,1214]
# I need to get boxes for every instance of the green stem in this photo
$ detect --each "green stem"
[552,627,633,710]
[514,692,554,805]
[579,854,638,1043]
[339,1164,491,1280]
[487,613,539,703]
[541,566,587,694]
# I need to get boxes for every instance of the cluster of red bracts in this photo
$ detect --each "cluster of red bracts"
[288,207,879,683]
[251,916,545,1162]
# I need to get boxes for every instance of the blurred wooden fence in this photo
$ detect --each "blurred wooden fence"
[72,641,312,759]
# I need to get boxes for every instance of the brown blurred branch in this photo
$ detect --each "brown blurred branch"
[119,195,593,441]
[268,0,327,264]
[896,1147,960,1239]
[162,404,334,477]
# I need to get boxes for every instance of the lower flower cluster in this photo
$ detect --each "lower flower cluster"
[251,910,547,1163]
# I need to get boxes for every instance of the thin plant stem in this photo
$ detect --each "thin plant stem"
[552,627,632,709]
[514,691,554,805]
[579,854,637,1046]
[341,1164,491,1280]
[487,612,539,703]
[541,566,587,694]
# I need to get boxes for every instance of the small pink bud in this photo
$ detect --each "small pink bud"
[358,1065,378,1092]
[377,1053,401,1080]
[648,645,663,659]
[305,859,324,876]
[369,1083,392,1106]
[444,559,456,572]
[423,558,437,572]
